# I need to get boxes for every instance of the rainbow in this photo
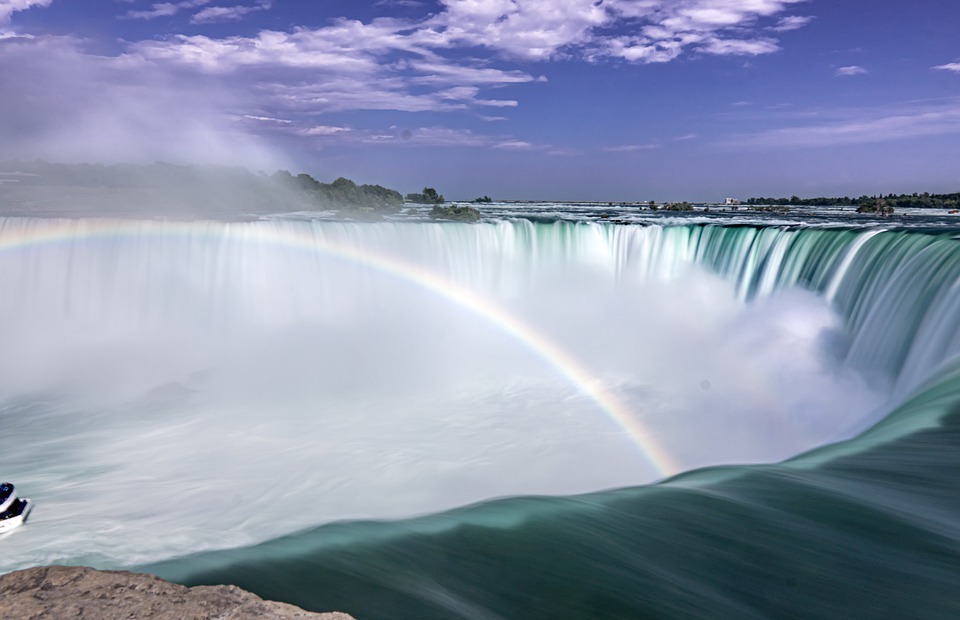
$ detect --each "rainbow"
[0,216,681,478]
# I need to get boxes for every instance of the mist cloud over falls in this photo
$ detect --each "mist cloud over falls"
[0,35,284,168]
[0,219,888,572]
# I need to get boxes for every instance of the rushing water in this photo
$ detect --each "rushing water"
[2,213,960,618]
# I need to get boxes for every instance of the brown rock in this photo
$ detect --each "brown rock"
[0,565,355,620]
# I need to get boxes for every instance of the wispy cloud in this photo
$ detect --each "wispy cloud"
[934,62,960,73]
[129,0,806,71]
[722,99,960,149]
[599,0,803,62]
[699,37,780,56]
[240,114,291,124]
[112,0,807,129]
[770,15,814,31]
[406,61,546,86]
[191,1,272,24]
[0,0,51,25]
[495,139,536,150]
[603,144,660,152]
[3,0,812,162]
[836,65,867,77]
[373,0,424,8]
[285,123,549,151]
[122,0,209,21]
[298,125,352,136]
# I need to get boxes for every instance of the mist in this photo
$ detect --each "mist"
[0,219,886,570]
[0,34,285,172]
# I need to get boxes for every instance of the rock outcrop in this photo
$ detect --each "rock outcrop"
[0,565,355,620]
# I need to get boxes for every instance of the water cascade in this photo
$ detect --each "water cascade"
[2,217,959,582]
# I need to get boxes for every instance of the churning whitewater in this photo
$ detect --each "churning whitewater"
[6,213,960,619]
[0,217,893,570]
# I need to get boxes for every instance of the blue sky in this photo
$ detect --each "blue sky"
[1,0,959,201]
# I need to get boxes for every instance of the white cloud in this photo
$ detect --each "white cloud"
[699,37,780,56]
[407,60,545,86]
[602,35,689,63]
[770,15,813,31]
[299,125,352,136]
[191,1,271,24]
[836,65,867,76]
[477,98,518,107]
[1,0,812,165]
[722,99,960,149]
[240,114,292,124]
[117,0,806,121]
[934,62,960,73]
[129,18,422,72]
[414,0,806,62]
[599,0,802,63]
[494,139,536,150]
[293,124,547,151]
[261,78,472,114]
[644,0,806,31]
[123,0,209,21]
[125,3,179,20]
[0,0,51,24]
[603,144,660,152]
[424,0,608,61]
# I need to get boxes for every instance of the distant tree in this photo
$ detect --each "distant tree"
[272,170,294,182]
[423,187,443,204]
[405,187,445,204]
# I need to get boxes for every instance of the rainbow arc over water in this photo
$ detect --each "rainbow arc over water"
[0,217,681,478]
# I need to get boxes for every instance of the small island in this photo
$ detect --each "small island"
[429,203,482,222]
[405,187,444,205]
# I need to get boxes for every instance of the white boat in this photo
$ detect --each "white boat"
[0,483,33,536]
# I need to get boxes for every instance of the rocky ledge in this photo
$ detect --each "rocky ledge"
[0,565,355,619]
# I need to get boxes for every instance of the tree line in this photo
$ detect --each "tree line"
[746,192,960,209]
[0,160,405,215]
[273,170,403,211]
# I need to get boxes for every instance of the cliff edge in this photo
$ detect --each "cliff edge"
[0,565,355,619]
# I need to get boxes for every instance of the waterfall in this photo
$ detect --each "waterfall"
[1,216,958,570]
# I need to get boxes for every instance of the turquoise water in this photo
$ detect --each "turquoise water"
[2,215,960,617]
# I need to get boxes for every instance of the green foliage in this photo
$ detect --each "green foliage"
[0,160,404,215]
[663,202,693,211]
[473,195,493,203]
[429,204,481,222]
[405,187,445,205]
[856,198,895,215]
[274,171,403,213]
[747,192,960,210]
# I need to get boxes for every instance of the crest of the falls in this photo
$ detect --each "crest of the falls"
[6,216,954,570]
